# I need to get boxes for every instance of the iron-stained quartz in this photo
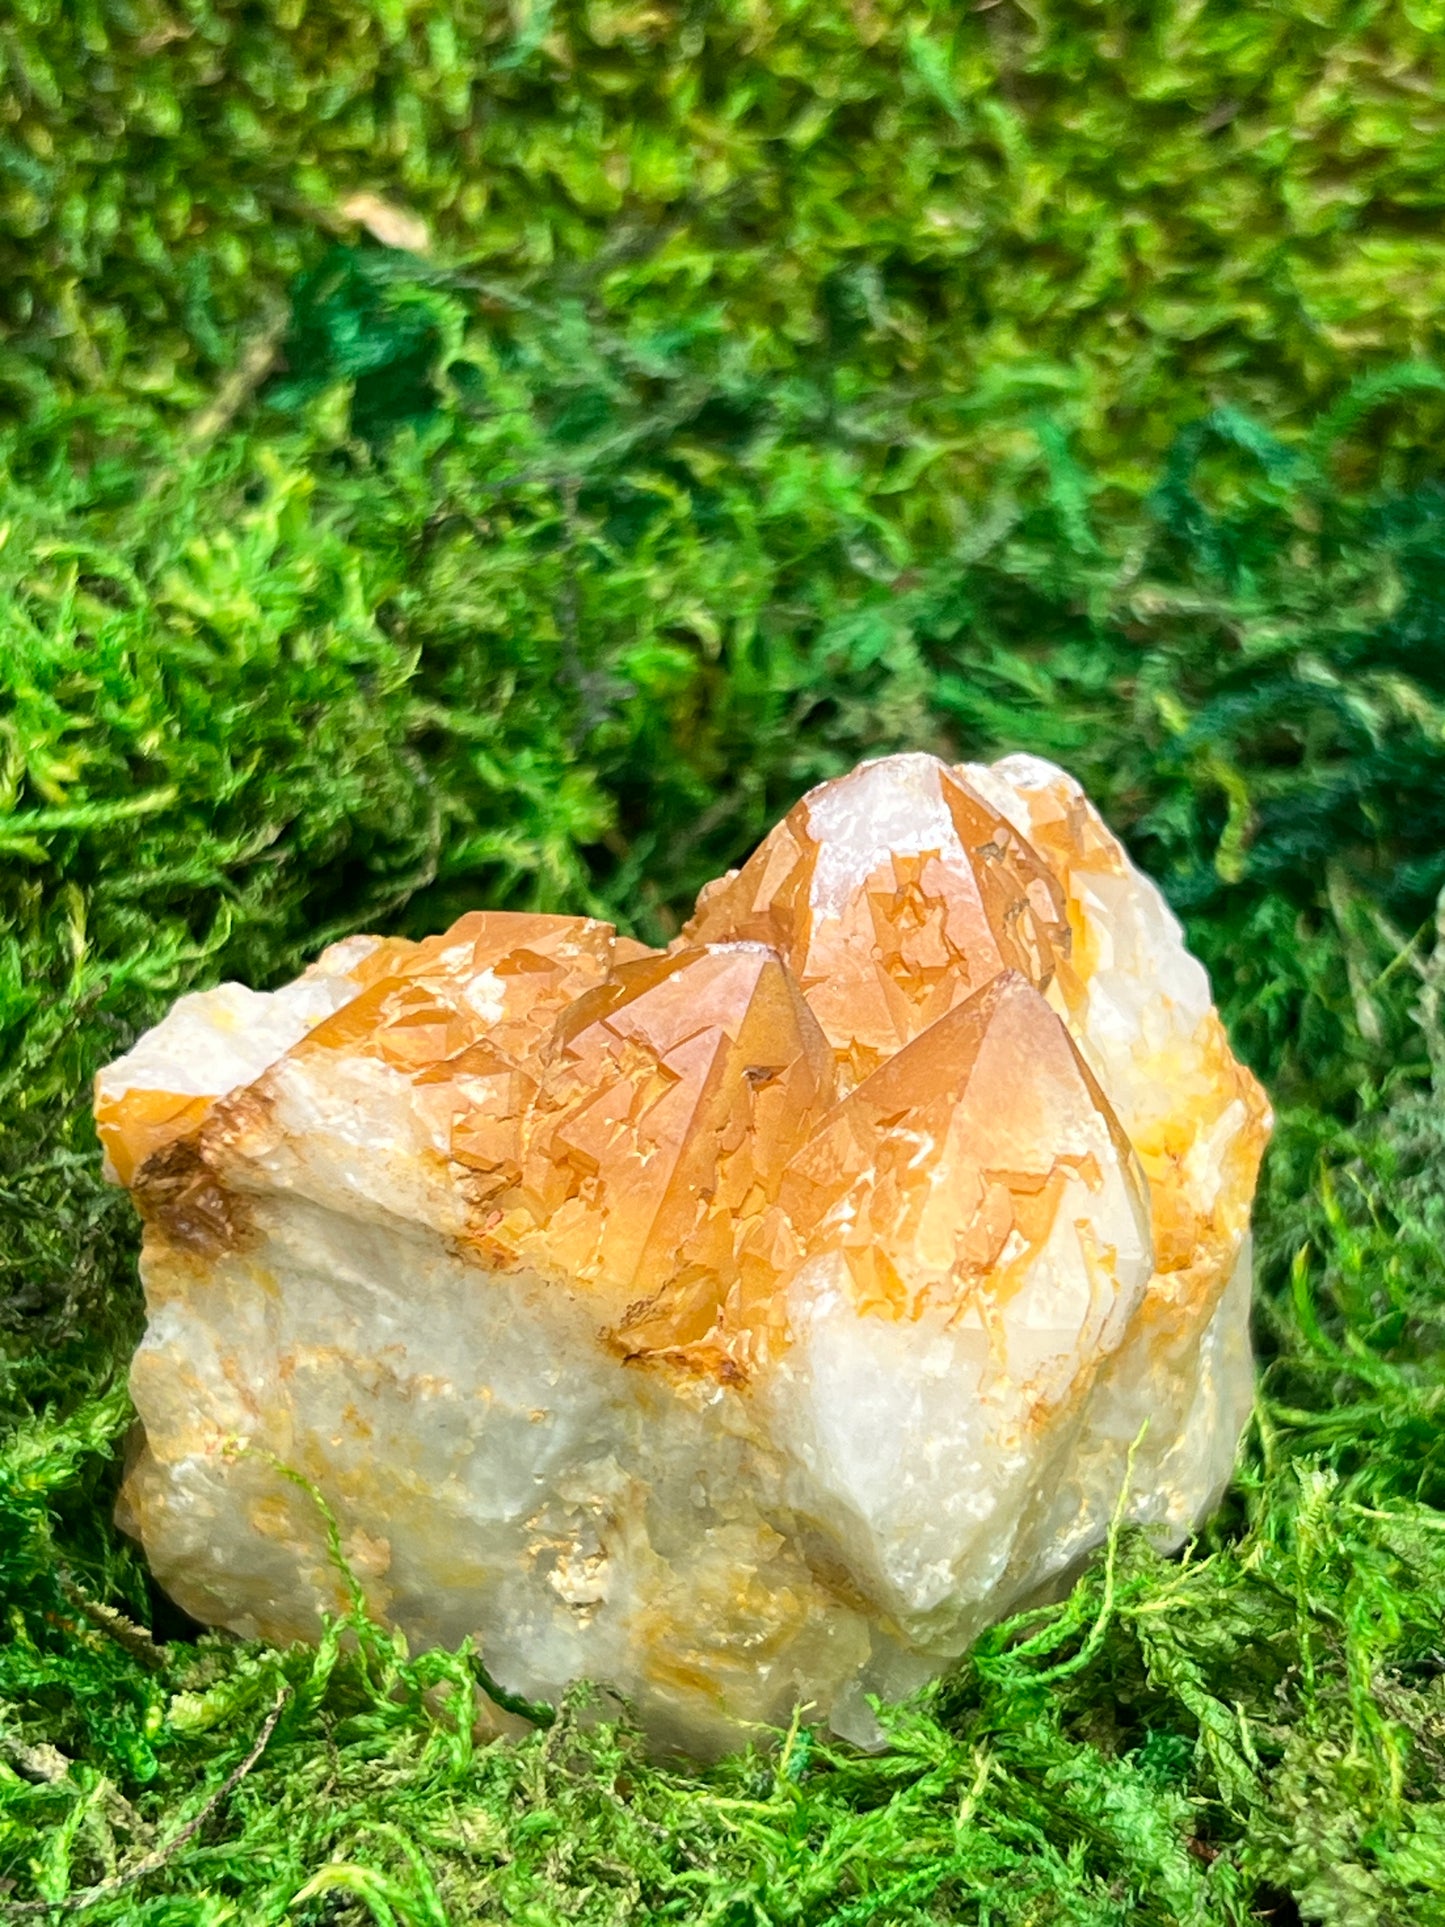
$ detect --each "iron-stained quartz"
[98,754,1270,1755]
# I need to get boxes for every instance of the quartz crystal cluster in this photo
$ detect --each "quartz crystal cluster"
[98,753,1270,1754]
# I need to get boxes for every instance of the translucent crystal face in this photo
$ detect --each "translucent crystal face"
[97,753,1271,1756]
[683,753,1072,1088]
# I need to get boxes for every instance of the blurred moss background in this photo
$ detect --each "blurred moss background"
[4,4,1445,1922]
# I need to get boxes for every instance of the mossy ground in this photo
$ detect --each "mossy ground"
[4,6,1445,1922]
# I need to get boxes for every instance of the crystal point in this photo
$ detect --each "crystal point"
[681,753,1072,1089]
[99,753,1270,1754]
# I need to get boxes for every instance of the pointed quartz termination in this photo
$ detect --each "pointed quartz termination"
[767,972,1153,1648]
[497,942,837,1371]
[98,752,1270,1757]
[681,752,1071,1088]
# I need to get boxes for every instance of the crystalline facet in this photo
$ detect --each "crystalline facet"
[681,753,1072,1088]
[99,753,1270,1755]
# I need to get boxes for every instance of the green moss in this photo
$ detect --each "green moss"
[4,7,1445,1922]
[11,1,1445,491]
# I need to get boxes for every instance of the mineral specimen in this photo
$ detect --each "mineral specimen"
[98,753,1271,1755]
